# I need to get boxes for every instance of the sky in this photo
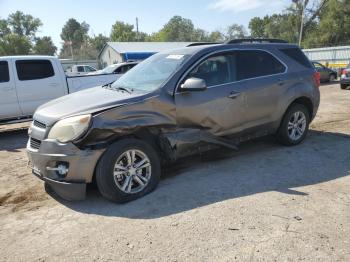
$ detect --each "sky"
[0,0,289,49]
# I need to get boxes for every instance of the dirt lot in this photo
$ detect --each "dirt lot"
[0,83,349,261]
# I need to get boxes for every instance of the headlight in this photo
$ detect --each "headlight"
[48,114,91,143]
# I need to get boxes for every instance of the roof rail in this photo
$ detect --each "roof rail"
[187,42,221,47]
[226,38,288,44]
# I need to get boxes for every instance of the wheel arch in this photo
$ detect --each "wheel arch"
[289,96,314,118]
[90,127,169,184]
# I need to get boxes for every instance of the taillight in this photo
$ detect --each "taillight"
[313,71,320,87]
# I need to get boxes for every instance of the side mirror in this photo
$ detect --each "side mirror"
[181,77,207,91]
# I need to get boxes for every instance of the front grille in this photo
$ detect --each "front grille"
[30,138,41,150]
[33,120,46,129]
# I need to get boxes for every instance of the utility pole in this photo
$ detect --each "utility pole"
[136,17,139,41]
[298,0,306,47]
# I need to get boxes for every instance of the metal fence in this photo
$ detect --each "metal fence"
[303,46,350,68]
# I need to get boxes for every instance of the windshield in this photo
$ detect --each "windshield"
[101,64,118,74]
[111,53,189,92]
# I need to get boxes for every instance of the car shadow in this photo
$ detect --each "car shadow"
[57,129,350,219]
[0,129,28,152]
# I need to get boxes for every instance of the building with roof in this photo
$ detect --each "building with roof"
[98,42,192,68]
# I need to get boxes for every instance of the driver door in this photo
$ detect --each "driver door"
[174,53,247,136]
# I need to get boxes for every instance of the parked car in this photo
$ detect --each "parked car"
[89,62,138,75]
[27,39,320,203]
[340,63,350,89]
[66,65,97,76]
[312,61,337,82]
[0,56,119,123]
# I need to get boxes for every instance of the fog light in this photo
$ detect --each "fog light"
[46,163,69,176]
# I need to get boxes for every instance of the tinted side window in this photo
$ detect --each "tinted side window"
[187,55,232,87]
[85,66,95,72]
[280,48,312,68]
[237,51,285,81]
[16,60,54,81]
[77,66,84,72]
[0,61,10,83]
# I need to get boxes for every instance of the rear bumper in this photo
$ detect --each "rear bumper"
[340,75,350,85]
[27,138,104,201]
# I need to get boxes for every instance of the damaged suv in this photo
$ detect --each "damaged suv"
[27,39,320,203]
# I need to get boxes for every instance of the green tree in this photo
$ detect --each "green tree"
[60,18,89,49]
[90,34,109,51]
[249,17,269,38]
[7,11,42,39]
[0,19,10,37]
[208,30,225,42]
[60,18,90,59]
[154,15,195,41]
[33,36,57,55]
[0,33,32,55]
[309,0,350,47]
[225,24,247,40]
[0,11,54,56]
[110,21,136,41]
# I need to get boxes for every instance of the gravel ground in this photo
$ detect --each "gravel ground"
[0,83,349,261]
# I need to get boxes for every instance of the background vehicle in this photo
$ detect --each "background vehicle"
[0,56,119,123]
[312,61,337,82]
[27,39,320,203]
[340,63,350,89]
[88,62,138,75]
[65,64,97,76]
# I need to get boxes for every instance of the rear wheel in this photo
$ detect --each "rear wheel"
[96,138,161,203]
[341,84,348,89]
[276,104,310,146]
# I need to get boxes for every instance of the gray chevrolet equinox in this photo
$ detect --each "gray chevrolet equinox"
[27,39,321,203]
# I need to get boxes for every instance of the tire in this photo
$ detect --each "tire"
[276,104,310,146]
[340,84,348,90]
[95,138,161,203]
[329,74,336,82]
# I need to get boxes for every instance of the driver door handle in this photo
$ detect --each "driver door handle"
[228,91,241,99]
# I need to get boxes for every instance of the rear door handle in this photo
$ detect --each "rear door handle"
[49,83,59,87]
[228,91,241,99]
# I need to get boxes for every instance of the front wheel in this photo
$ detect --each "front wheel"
[276,104,310,146]
[96,138,161,203]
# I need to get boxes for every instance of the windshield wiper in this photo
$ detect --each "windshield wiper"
[113,86,133,94]
[102,83,133,94]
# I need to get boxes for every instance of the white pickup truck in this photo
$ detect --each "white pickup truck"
[0,56,119,124]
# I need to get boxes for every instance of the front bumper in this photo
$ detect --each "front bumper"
[27,138,104,201]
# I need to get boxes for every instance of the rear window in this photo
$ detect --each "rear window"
[280,48,312,68]
[16,60,54,81]
[0,61,10,83]
[236,50,286,80]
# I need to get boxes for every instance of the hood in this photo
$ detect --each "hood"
[34,86,145,126]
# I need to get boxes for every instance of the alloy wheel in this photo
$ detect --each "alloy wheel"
[287,111,307,141]
[113,149,152,194]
